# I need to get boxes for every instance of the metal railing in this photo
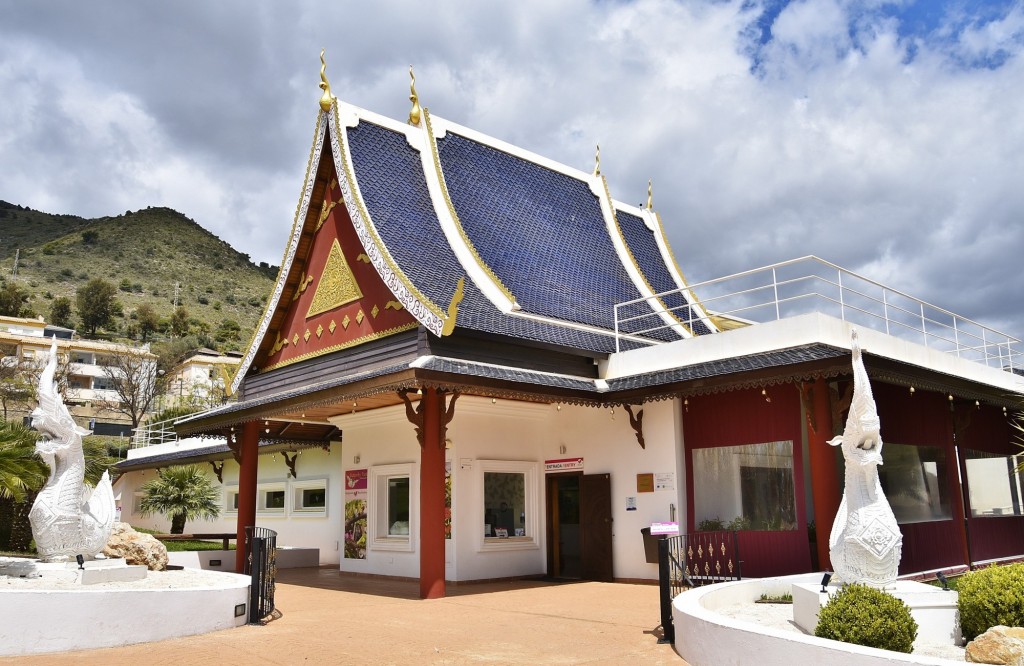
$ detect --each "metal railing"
[657,530,742,644]
[244,526,277,624]
[614,256,1022,372]
[130,417,180,449]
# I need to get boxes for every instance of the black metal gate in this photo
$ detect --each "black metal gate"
[657,530,741,643]
[244,526,277,624]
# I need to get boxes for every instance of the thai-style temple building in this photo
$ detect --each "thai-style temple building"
[116,60,1024,598]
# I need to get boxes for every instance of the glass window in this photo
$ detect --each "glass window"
[369,463,415,551]
[965,450,1024,517]
[387,477,410,535]
[265,490,285,509]
[877,443,952,523]
[291,479,328,514]
[478,460,538,550]
[692,441,797,531]
[484,472,526,538]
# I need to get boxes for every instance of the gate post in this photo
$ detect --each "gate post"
[658,537,674,644]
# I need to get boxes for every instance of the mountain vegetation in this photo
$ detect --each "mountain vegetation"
[0,201,277,353]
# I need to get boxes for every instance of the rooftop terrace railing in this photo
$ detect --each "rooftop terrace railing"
[614,255,1022,373]
[130,417,180,449]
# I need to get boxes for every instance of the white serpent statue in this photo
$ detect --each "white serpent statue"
[828,329,902,586]
[28,337,115,562]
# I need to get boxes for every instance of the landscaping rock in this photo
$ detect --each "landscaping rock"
[103,522,168,571]
[966,625,1024,665]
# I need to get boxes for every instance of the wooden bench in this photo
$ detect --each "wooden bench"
[154,533,236,549]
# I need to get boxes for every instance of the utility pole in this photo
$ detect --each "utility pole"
[173,281,180,308]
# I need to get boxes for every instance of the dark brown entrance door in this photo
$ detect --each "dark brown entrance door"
[547,473,613,581]
[581,473,613,581]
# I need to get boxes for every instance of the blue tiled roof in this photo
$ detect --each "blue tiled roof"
[436,132,663,338]
[348,121,460,309]
[347,121,647,354]
[616,210,713,336]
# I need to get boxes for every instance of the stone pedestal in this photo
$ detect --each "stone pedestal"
[792,580,961,647]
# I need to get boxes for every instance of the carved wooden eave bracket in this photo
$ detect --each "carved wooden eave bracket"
[282,451,298,479]
[210,460,225,483]
[624,404,645,449]
[226,430,242,464]
[398,388,460,448]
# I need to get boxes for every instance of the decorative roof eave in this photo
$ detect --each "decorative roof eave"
[232,110,328,394]
[418,109,519,313]
[646,208,718,333]
[328,102,451,337]
[116,438,335,473]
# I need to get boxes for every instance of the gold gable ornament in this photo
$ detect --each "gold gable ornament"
[319,49,336,112]
[408,65,421,126]
[441,276,465,336]
[307,238,364,318]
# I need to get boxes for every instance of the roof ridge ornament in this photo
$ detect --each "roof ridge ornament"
[408,65,422,126]
[647,179,653,210]
[593,144,601,176]
[319,48,336,112]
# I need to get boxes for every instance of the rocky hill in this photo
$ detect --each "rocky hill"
[0,201,277,351]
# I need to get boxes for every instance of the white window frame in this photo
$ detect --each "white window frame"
[131,491,145,516]
[478,460,539,552]
[291,478,329,516]
[368,463,417,552]
[257,482,287,515]
[224,485,239,514]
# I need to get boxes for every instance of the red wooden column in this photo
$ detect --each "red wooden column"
[419,388,447,599]
[803,378,840,571]
[235,420,260,573]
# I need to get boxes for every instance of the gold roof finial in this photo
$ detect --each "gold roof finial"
[593,144,601,176]
[408,65,422,126]
[647,179,653,209]
[319,49,336,112]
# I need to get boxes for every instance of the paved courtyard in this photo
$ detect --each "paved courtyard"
[4,568,682,665]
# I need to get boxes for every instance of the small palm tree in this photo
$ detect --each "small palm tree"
[139,464,220,534]
[0,419,47,502]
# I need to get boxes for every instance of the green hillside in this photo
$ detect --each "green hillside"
[0,201,278,351]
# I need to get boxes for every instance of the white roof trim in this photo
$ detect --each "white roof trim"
[232,111,328,393]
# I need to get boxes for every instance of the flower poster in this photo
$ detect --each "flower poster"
[344,469,367,559]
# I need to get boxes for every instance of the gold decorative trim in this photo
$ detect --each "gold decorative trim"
[306,238,364,318]
[270,332,289,355]
[423,109,516,303]
[603,178,693,337]
[316,324,324,338]
[329,320,337,334]
[441,276,465,336]
[385,300,404,311]
[593,144,601,176]
[329,104,447,327]
[291,271,315,301]
[371,305,380,319]
[646,179,653,210]
[292,333,299,345]
[355,253,370,264]
[652,211,720,332]
[303,329,311,342]
[356,309,365,324]
[315,199,337,232]
[342,315,351,330]
[259,323,419,373]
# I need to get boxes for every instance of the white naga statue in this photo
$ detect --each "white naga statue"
[828,329,902,586]
[28,337,115,561]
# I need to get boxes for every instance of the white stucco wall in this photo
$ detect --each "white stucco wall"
[117,447,343,565]
[119,394,687,583]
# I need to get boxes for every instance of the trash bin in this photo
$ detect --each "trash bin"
[641,527,665,564]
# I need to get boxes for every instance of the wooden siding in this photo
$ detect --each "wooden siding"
[241,328,420,401]
[424,329,601,379]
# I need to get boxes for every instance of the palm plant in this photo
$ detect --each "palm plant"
[0,419,47,503]
[139,464,220,534]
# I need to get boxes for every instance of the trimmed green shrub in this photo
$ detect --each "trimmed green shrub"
[958,563,1024,641]
[815,583,917,653]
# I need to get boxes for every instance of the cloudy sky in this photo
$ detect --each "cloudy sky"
[2,1,1023,340]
